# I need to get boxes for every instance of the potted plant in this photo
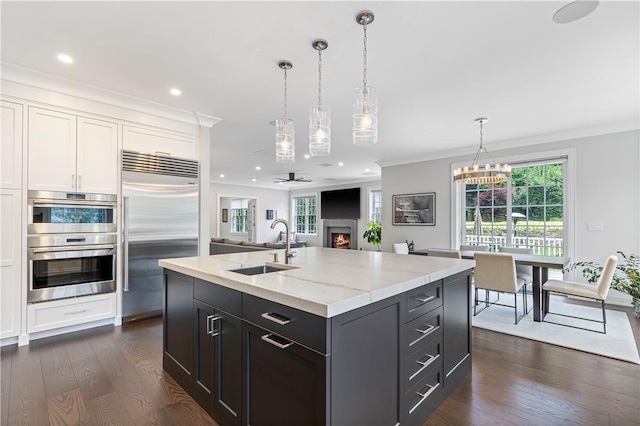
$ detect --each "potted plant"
[363,221,382,251]
[565,251,640,317]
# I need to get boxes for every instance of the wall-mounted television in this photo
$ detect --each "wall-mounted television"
[320,188,361,219]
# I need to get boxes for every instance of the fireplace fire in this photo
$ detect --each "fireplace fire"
[331,233,351,249]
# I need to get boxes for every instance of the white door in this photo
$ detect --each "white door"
[28,107,77,192]
[76,117,118,194]
[0,189,22,339]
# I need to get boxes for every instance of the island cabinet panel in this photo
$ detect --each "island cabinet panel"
[163,271,194,390]
[162,267,473,426]
[242,321,328,426]
[329,298,401,426]
[442,271,472,388]
[194,300,242,426]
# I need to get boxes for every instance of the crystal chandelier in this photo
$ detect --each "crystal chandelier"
[453,118,511,184]
[275,60,295,164]
[353,10,378,146]
[309,39,331,157]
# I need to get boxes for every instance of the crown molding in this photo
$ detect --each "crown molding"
[1,62,221,128]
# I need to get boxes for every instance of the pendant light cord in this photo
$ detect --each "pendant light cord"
[283,66,288,122]
[362,22,368,88]
[318,48,322,105]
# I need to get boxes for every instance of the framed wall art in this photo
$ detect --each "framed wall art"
[392,192,436,226]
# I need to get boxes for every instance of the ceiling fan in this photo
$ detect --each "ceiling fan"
[274,172,311,183]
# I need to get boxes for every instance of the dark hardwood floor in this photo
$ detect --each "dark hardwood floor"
[2,305,639,426]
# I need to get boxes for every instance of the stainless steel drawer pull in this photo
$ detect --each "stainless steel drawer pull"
[208,315,221,337]
[413,294,435,303]
[261,312,292,326]
[415,324,436,335]
[416,354,435,366]
[409,382,440,414]
[261,333,293,349]
[64,309,87,315]
[409,354,440,381]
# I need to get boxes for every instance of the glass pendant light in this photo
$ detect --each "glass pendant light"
[353,10,378,146]
[453,118,511,184]
[309,39,331,157]
[275,60,295,164]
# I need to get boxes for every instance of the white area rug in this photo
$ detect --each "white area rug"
[472,295,640,364]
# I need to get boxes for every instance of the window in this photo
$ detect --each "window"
[230,199,248,233]
[463,160,565,256]
[369,188,382,222]
[293,195,317,235]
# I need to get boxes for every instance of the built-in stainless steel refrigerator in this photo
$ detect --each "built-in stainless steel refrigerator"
[121,150,199,322]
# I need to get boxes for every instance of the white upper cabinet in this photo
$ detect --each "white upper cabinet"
[1,101,23,189]
[76,117,118,194]
[123,125,197,160]
[28,107,118,194]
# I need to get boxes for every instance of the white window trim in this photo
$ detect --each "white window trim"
[449,148,576,269]
[367,185,382,222]
[291,191,319,238]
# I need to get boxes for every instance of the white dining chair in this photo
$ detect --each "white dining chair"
[427,248,461,258]
[542,255,618,333]
[460,244,490,252]
[500,247,534,291]
[473,252,528,324]
[392,242,409,254]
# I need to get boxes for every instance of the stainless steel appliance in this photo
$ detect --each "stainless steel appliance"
[27,234,117,303]
[28,190,116,234]
[122,150,199,322]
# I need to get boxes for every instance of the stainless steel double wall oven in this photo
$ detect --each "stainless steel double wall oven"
[27,190,117,303]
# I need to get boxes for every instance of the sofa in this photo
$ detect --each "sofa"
[209,238,307,255]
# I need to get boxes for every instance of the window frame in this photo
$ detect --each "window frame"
[450,148,575,261]
[368,186,382,223]
[291,193,318,237]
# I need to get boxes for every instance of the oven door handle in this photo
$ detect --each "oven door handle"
[31,200,116,208]
[30,244,116,254]
[123,196,130,292]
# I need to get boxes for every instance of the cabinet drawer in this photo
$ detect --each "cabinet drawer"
[27,293,115,334]
[194,278,242,317]
[405,306,442,349]
[243,294,329,354]
[406,280,442,323]
[404,367,443,426]
[404,335,442,393]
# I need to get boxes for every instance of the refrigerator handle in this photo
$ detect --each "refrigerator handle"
[123,196,130,292]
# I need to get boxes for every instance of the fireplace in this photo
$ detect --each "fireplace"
[323,219,358,250]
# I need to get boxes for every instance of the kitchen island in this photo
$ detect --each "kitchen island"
[160,247,474,426]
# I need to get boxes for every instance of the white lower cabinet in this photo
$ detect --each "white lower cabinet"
[27,293,116,334]
[0,189,22,339]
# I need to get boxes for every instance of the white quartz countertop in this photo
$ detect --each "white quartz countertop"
[159,247,475,318]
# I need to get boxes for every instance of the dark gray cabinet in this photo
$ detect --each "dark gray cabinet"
[163,268,472,426]
[242,322,328,426]
[194,300,241,426]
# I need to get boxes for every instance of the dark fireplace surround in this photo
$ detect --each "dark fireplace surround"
[323,219,358,250]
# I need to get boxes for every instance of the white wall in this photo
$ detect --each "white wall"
[382,130,639,302]
[210,182,289,243]
[290,180,382,251]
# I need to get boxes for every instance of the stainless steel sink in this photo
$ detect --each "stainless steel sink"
[228,264,293,276]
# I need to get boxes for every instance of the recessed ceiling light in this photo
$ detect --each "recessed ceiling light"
[365,168,370,172]
[304,154,310,159]
[220,174,225,178]
[170,88,182,96]
[278,182,283,185]
[338,162,344,166]
[553,1,599,24]
[57,54,73,64]
[252,178,257,182]
[255,166,261,171]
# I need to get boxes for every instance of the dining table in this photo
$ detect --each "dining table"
[410,248,570,322]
